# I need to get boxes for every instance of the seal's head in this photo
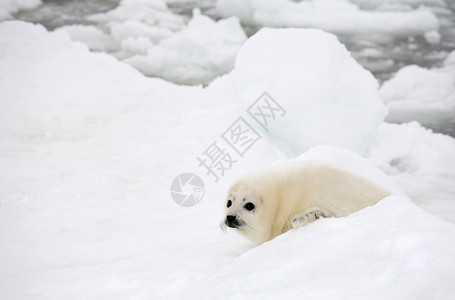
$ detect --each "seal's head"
[223,181,271,244]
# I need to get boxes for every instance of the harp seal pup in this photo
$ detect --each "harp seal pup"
[224,160,390,244]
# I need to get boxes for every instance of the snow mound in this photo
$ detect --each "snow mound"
[2,20,455,300]
[229,28,387,156]
[59,0,247,85]
[56,25,120,52]
[216,0,439,37]
[379,61,455,125]
[368,122,455,223]
[88,0,186,32]
[0,21,272,298]
[183,196,455,299]
[0,21,146,129]
[125,9,247,85]
[295,145,406,197]
[0,0,41,21]
[424,30,441,44]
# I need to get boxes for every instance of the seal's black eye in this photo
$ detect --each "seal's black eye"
[244,202,254,211]
[227,200,232,208]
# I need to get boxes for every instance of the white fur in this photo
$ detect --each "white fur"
[224,161,390,244]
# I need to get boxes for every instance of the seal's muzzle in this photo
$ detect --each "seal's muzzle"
[225,215,242,228]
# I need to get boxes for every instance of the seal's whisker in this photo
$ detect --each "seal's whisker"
[219,220,227,232]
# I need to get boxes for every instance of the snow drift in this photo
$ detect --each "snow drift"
[1,20,455,299]
[58,0,247,85]
[183,196,455,299]
[221,27,387,156]
[379,53,455,125]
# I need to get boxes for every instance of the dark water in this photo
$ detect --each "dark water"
[13,0,455,136]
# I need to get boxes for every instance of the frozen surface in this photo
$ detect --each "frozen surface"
[0,0,41,21]
[11,0,455,92]
[350,0,446,9]
[216,0,439,37]
[368,122,455,223]
[380,53,455,125]
[124,9,246,85]
[294,146,406,197]
[56,24,120,52]
[58,0,246,85]
[184,196,455,299]
[215,28,387,156]
[88,0,186,31]
[1,21,455,299]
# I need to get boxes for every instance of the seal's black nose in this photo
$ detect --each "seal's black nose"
[227,215,236,222]
[226,215,237,228]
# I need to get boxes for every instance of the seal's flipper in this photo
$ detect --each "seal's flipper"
[291,209,325,229]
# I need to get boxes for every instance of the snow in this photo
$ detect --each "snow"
[57,0,247,85]
[55,25,120,52]
[87,0,186,32]
[1,20,455,299]
[379,58,455,125]
[184,196,455,299]
[368,122,455,223]
[424,30,441,44]
[350,0,446,9]
[217,28,387,156]
[85,0,185,50]
[0,0,41,21]
[442,50,455,71]
[0,20,267,299]
[125,9,247,85]
[216,0,439,37]
[294,146,406,198]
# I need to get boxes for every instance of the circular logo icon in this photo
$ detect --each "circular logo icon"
[170,173,205,207]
